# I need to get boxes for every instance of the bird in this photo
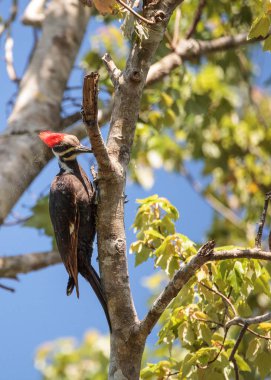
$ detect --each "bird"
[39,130,111,330]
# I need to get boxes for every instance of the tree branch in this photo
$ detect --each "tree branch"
[0,251,60,278]
[82,73,110,169]
[140,240,216,335]
[146,32,267,85]
[185,0,206,39]
[141,244,271,336]
[0,0,18,37]
[102,53,121,88]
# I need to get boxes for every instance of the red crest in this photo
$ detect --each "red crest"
[39,131,65,148]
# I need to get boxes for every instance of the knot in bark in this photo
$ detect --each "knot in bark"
[115,238,125,254]
[153,10,166,22]
[129,69,142,83]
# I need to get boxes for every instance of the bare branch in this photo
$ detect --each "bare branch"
[102,53,121,88]
[0,251,60,279]
[226,313,271,329]
[0,0,18,37]
[4,32,19,83]
[232,358,240,380]
[0,283,15,293]
[230,326,247,360]
[82,73,110,168]
[116,0,155,25]
[185,0,206,39]
[255,192,271,248]
[147,33,267,85]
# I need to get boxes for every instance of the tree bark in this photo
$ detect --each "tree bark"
[86,1,185,378]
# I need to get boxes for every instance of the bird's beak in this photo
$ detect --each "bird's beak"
[75,145,92,154]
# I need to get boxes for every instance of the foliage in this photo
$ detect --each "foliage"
[35,331,109,380]
[130,196,271,380]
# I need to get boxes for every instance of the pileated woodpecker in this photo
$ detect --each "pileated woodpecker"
[39,130,111,330]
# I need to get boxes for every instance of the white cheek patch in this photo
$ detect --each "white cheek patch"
[69,223,75,235]
[59,160,73,173]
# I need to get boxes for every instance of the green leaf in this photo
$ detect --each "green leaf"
[255,352,271,378]
[248,15,270,39]
[235,354,251,372]
[24,196,54,243]
[246,338,261,361]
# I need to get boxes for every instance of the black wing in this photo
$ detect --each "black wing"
[49,176,80,297]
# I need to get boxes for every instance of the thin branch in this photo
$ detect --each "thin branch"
[146,32,269,85]
[229,324,248,361]
[5,32,19,83]
[0,0,18,37]
[199,282,237,316]
[102,53,121,88]
[185,0,206,39]
[172,7,181,47]
[116,0,155,25]
[0,283,15,292]
[246,327,271,341]
[82,73,110,169]
[255,192,271,248]
[232,358,240,380]
[226,313,271,329]
[0,251,60,278]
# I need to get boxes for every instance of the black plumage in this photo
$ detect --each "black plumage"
[39,131,111,330]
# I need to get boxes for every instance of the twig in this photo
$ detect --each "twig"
[0,0,18,37]
[246,327,271,341]
[5,32,19,83]
[82,73,110,169]
[232,358,239,380]
[102,53,121,88]
[229,324,248,371]
[0,283,15,292]
[172,7,181,47]
[226,313,271,329]
[199,282,237,316]
[116,0,155,25]
[255,192,271,248]
[185,0,206,39]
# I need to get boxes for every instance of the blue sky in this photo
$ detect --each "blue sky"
[0,1,270,379]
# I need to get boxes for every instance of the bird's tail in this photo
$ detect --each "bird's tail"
[80,264,112,332]
[66,276,76,296]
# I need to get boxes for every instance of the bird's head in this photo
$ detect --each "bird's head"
[39,131,92,161]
